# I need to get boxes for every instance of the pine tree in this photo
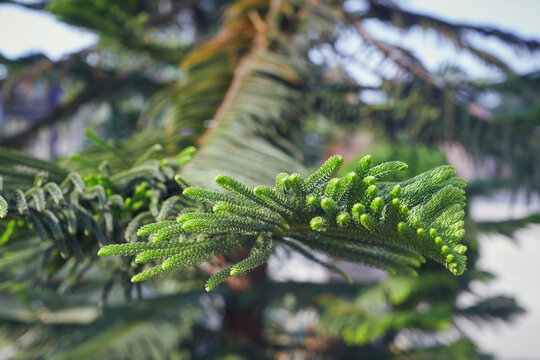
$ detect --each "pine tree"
[0,0,537,358]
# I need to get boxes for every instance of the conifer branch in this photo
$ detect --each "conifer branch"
[99,154,468,290]
[0,139,197,261]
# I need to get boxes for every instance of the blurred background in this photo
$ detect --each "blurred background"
[0,0,539,359]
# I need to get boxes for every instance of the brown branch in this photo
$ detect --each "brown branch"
[197,0,282,146]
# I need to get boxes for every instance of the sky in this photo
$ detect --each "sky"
[1,1,540,359]
[0,4,97,60]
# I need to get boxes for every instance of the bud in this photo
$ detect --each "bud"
[275,172,289,190]
[357,155,372,174]
[310,216,327,231]
[398,222,409,234]
[370,197,384,213]
[305,194,318,210]
[321,197,337,214]
[400,205,409,218]
[325,178,341,198]
[345,172,359,185]
[336,212,351,227]
[360,214,377,230]
[364,185,377,201]
[390,185,402,198]
[455,244,468,255]
[352,203,365,214]
[362,176,376,186]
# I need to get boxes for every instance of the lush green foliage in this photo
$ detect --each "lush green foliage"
[0,137,196,269]
[0,0,537,358]
[99,154,467,291]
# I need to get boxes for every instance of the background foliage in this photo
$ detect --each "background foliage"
[0,0,538,358]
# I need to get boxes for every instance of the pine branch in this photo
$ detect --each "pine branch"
[0,139,197,262]
[99,154,468,290]
[197,0,283,145]
[456,295,525,324]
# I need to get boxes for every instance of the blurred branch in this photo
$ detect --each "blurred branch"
[145,0,199,27]
[198,0,282,145]
[476,213,540,238]
[1,66,144,148]
[366,0,540,53]
[1,46,93,96]
[340,6,432,82]
[0,0,203,147]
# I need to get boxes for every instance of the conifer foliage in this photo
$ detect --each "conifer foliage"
[0,140,197,262]
[99,154,467,290]
[5,0,535,357]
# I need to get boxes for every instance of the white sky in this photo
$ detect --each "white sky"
[0,4,97,60]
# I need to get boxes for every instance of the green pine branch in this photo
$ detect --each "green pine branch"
[99,154,468,290]
[0,140,197,261]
